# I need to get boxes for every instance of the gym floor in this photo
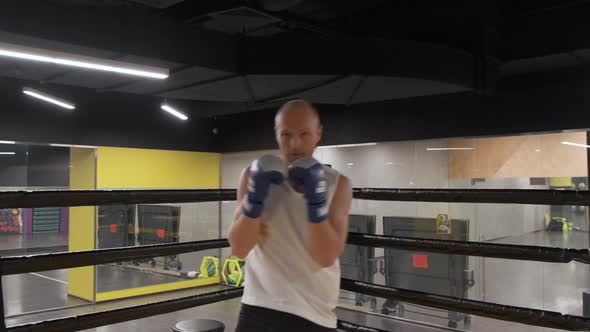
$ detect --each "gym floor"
[4,287,572,332]
[2,265,191,316]
[486,230,589,316]
[0,232,68,256]
[3,230,588,332]
[5,284,474,332]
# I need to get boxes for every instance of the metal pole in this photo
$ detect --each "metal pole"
[587,130,590,291]
[218,200,222,262]
[0,261,7,331]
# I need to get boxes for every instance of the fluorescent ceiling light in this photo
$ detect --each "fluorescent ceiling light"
[161,104,188,120]
[347,163,354,166]
[317,143,377,149]
[0,141,15,144]
[426,147,474,151]
[0,152,15,155]
[561,141,590,149]
[50,143,97,149]
[0,42,168,79]
[23,88,75,110]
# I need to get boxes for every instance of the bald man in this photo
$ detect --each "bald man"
[228,100,352,332]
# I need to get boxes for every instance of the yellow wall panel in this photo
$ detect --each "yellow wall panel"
[68,148,96,301]
[96,147,220,189]
[70,148,96,190]
[68,146,221,301]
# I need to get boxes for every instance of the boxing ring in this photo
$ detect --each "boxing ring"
[1,188,590,331]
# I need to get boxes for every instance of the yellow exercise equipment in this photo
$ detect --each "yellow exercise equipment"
[198,256,219,278]
[222,256,246,287]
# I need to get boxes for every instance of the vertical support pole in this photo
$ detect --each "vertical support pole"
[0,260,7,331]
[586,131,590,246]
[218,199,223,262]
[586,131,590,295]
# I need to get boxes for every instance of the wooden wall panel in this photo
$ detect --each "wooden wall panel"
[449,132,587,179]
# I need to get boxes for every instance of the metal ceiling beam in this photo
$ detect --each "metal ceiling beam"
[164,0,243,23]
[501,3,590,60]
[508,0,590,16]
[0,0,237,71]
[346,76,366,106]
[0,1,480,98]
[253,74,349,106]
[242,76,257,104]
[238,36,476,88]
[153,74,240,95]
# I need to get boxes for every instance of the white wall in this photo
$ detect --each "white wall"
[220,140,550,245]
[174,201,221,271]
[219,137,588,323]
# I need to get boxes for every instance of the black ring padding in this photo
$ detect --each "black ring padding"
[347,232,590,264]
[1,187,589,209]
[353,188,590,206]
[0,189,237,209]
[337,320,389,332]
[341,279,590,331]
[0,239,229,275]
[4,231,587,276]
[6,288,244,332]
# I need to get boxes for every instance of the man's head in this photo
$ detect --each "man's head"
[274,99,322,164]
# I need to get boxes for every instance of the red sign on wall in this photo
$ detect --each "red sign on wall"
[412,254,429,269]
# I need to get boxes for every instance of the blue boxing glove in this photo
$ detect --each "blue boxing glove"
[242,155,286,219]
[288,157,328,223]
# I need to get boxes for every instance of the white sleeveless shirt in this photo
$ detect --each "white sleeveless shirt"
[241,164,341,328]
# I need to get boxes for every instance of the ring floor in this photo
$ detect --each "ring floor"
[4,287,575,332]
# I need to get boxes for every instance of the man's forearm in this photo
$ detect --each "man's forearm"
[308,221,343,267]
[228,213,262,258]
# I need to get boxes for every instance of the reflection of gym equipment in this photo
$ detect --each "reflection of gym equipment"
[135,205,182,270]
[199,256,219,278]
[32,207,59,233]
[545,215,574,232]
[97,205,136,249]
[222,256,245,287]
[382,216,474,329]
[340,214,377,311]
[0,209,20,233]
[547,177,587,231]
[111,255,219,279]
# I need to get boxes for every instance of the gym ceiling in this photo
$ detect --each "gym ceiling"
[0,0,588,120]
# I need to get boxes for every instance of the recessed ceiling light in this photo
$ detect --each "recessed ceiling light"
[317,143,377,149]
[161,104,188,121]
[50,144,97,149]
[561,141,590,149]
[23,87,75,110]
[0,42,168,79]
[426,147,474,151]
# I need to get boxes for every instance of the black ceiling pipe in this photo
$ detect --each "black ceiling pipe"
[254,0,304,11]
